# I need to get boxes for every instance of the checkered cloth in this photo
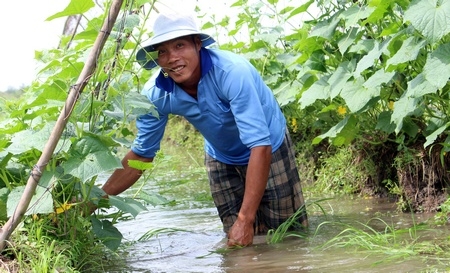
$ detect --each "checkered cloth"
[205,131,308,234]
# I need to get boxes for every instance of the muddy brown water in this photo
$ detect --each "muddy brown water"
[101,172,449,273]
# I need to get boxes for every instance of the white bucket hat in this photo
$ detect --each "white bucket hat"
[136,13,216,70]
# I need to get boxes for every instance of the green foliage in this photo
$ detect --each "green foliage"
[434,196,450,225]
[312,146,376,195]
[2,0,450,270]
[0,0,165,268]
[290,0,450,150]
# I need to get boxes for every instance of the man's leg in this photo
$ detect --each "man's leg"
[255,131,308,233]
[205,155,247,233]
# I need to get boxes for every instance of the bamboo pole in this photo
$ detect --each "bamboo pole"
[0,0,124,251]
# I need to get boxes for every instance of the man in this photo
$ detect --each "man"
[101,13,308,247]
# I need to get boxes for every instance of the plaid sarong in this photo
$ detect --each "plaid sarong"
[205,131,308,234]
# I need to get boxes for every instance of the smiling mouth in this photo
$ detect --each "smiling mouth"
[170,66,185,73]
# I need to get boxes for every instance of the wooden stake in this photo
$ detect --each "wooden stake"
[0,0,124,251]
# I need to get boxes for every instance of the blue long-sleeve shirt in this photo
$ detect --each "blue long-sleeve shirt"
[132,48,286,165]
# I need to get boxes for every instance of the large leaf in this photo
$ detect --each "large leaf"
[354,38,391,76]
[104,92,158,121]
[340,78,380,113]
[108,195,147,218]
[391,96,420,134]
[424,123,449,148]
[312,116,357,145]
[404,73,438,98]
[7,171,55,217]
[91,217,122,251]
[423,43,450,89]
[299,75,330,109]
[139,191,170,207]
[338,28,359,54]
[363,69,395,89]
[310,14,341,39]
[328,61,355,99]
[386,37,427,68]
[404,0,450,43]
[339,5,375,27]
[62,135,122,183]
[6,122,70,155]
[46,0,95,21]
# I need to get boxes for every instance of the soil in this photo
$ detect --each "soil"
[0,254,19,273]
[361,136,449,213]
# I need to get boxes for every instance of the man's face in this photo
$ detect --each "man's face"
[156,35,202,87]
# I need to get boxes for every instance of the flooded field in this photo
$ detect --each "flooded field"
[101,168,450,273]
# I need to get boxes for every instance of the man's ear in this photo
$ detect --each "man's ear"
[194,35,202,50]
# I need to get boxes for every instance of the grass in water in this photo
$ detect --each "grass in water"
[315,217,450,266]
[266,198,331,244]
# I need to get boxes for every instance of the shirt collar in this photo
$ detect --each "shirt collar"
[155,47,213,92]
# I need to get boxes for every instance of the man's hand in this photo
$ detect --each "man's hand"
[227,216,254,247]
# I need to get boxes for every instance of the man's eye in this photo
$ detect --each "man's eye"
[158,50,166,56]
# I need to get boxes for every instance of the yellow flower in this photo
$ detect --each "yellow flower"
[290,118,298,133]
[337,106,347,116]
[55,202,73,214]
[388,101,395,110]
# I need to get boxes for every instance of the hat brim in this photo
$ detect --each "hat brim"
[136,33,215,70]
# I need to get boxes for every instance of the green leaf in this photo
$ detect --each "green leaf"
[202,21,214,30]
[274,81,301,107]
[310,15,340,39]
[354,38,391,76]
[46,0,95,21]
[332,116,358,146]
[339,5,375,27]
[91,217,122,251]
[298,76,331,109]
[404,0,450,43]
[402,117,420,137]
[287,0,314,19]
[424,123,449,148]
[423,43,450,89]
[128,159,153,171]
[0,188,10,221]
[139,191,170,206]
[376,111,396,133]
[366,0,393,22]
[338,28,359,54]
[363,69,395,89]
[391,96,420,134]
[105,92,158,121]
[329,61,355,99]
[386,37,427,68]
[108,195,147,218]
[405,73,438,98]
[6,122,70,155]
[62,135,122,183]
[341,78,380,113]
[313,116,354,145]
[7,171,55,217]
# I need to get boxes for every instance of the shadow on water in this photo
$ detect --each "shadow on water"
[102,171,450,273]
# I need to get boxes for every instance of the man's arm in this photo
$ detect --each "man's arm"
[102,150,154,195]
[227,145,272,247]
